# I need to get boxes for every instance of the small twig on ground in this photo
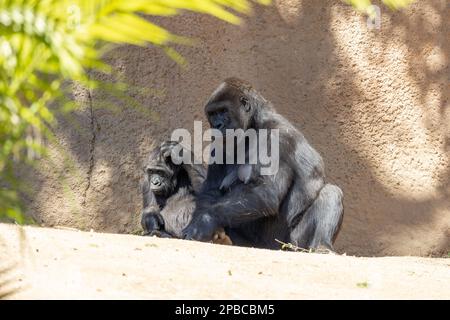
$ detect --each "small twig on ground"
[54,226,81,232]
[275,239,313,253]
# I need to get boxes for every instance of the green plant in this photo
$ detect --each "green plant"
[346,0,415,18]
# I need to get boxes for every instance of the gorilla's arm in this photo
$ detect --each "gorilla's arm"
[213,180,281,223]
[183,165,292,241]
[142,174,159,214]
[141,174,164,234]
[160,141,207,194]
[182,162,206,194]
[194,164,226,208]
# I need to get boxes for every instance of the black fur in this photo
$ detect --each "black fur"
[141,141,206,238]
[182,78,344,250]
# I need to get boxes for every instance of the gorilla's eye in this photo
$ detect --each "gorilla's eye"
[147,168,166,177]
[240,96,250,112]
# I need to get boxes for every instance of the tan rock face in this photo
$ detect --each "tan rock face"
[20,0,449,256]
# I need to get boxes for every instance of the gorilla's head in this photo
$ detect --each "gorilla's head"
[205,78,269,135]
[144,147,180,196]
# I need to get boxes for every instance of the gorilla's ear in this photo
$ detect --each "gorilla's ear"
[240,96,250,112]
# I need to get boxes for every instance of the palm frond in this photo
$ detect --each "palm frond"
[346,0,415,17]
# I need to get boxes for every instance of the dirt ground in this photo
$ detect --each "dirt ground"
[0,223,449,299]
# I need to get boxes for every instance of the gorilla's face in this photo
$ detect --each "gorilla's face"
[146,165,178,196]
[206,103,237,134]
[205,83,254,137]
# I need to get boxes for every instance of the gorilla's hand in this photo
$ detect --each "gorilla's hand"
[160,140,179,160]
[141,212,165,235]
[147,229,174,238]
[182,212,220,242]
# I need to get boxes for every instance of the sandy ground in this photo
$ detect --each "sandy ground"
[0,223,449,300]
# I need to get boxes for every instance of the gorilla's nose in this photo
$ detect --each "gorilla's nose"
[151,176,161,186]
[214,122,225,130]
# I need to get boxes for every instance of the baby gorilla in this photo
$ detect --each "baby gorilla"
[141,141,232,245]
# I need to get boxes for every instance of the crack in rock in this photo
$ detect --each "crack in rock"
[82,88,97,205]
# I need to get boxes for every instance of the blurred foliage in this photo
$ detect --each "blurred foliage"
[0,0,270,223]
[0,0,414,225]
[346,0,415,18]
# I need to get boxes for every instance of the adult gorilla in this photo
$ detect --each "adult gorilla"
[182,78,344,250]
